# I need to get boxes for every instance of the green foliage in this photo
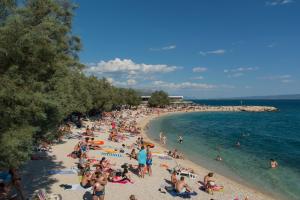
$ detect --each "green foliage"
[0,0,141,168]
[0,126,35,168]
[148,90,170,107]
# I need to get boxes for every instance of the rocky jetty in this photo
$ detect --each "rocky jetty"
[195,106,278,112]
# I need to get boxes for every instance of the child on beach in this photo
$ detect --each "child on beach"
[146,145,153,176]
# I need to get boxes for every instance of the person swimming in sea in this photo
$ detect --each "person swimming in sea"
[270,159,278,169]
[178,135,183,144]
[216,155,222,161]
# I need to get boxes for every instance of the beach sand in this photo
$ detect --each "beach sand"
[21,110,278,200]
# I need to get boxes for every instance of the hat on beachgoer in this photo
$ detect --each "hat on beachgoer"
[129,195,137,200]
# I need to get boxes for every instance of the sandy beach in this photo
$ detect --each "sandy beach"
[21,108,279,200]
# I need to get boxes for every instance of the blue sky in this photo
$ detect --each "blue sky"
[73,0,300,98]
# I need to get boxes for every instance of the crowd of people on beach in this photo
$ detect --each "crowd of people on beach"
[1,105,279,200]
[62,106,232,199]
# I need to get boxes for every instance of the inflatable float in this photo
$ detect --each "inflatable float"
[143,141,155,148]
[92,140,104,145]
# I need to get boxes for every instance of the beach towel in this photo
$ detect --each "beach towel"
[101,153,123,157]
[61,184,92,191]
[165,187,197,199]
[158,156,172,160]
[48,169,77,175]
[111,179,133,184]
[103,148,118,153]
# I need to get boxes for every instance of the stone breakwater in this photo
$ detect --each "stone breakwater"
[193,105,278,112]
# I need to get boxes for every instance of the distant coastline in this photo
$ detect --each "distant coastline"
[187,94,300,100]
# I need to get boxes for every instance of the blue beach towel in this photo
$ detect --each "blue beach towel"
[165,187,197,199]
[48,169,77,175]
[101,153,123,157]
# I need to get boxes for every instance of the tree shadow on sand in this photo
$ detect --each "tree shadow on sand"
[20,151,65,198]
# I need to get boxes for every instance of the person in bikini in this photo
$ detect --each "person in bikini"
[80,171,92,189]
[204,172,223,194]
[93,173,107,200]
[130,149,137,160]
[171,171,178,186]
[146,145,153,176]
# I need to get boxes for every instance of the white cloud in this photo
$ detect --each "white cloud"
[153,81,216,90]
[228,72,244,78]
[106,77,137,86]
[260,74,291,80]
[281,79,293,83]
[191,76,204,80]
[150,45,176,51]
[220,84,236,89]
[266,0,294,6]
[127,79,137,85]
[192,67,207,73]
[224,67,258,78]
[260,74,293,83]
[224,67,259,73]
[85,58,178,76]
[199,49,226,56]
[267,43,276,48]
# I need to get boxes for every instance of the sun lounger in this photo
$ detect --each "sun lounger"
[176,171,197,179]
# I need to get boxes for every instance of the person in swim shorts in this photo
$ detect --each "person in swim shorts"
[175,176,192,193]
[137,146,146,178]
[146,145,153,176]
[93,173,107,200]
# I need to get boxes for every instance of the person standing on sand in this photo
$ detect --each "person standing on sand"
[92,173,107,200]
[137,146,147,178]
[146,145,153,176]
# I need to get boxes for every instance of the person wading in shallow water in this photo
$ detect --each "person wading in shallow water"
[178,135,183,144]
[162,135,167,145]
[270,159,278,169]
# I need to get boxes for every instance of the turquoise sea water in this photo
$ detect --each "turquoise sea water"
[147,100,300,200]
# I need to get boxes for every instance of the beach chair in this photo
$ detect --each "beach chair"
[172,165,198,179]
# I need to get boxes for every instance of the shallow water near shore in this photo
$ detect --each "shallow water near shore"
[147,100,300,200]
